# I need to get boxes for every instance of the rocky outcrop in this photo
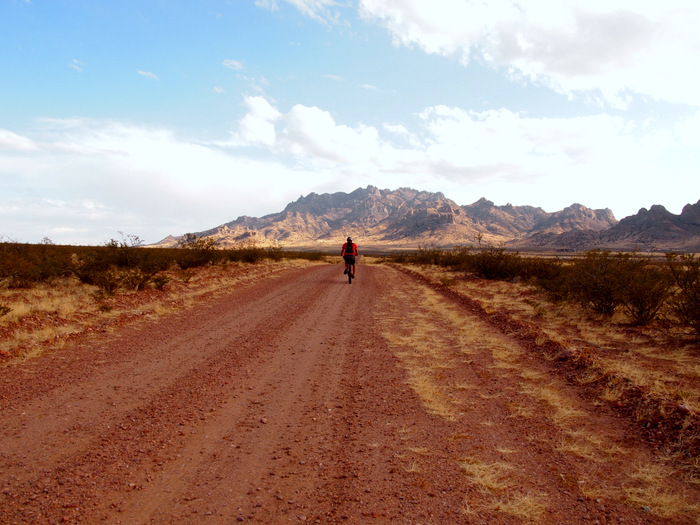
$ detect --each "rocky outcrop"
[153,186,642,250]
[511,201,700,252]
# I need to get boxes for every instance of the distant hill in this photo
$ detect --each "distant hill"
[514,201,700,252]
[155,186,674,251]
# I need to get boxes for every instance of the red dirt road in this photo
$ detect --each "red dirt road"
[1,263,698,524]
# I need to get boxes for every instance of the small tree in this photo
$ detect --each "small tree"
[666,253,700,335]
[569,251,627,316]
[176,233,219,268]
[618,257,671,325]
[177,233,218,251]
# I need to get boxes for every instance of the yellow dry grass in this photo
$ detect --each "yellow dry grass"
[624,462,700,522]
[382,263,700,522]
[459,458,514,492]
[0,260,320,365]
[459,457,546,522]
[490,491,547,523]
[404,263,700,445]
[520,383,585,425]
[376,286,467,421]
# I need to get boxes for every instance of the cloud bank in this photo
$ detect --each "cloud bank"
[3,92,697,243]
[280,0,700,106]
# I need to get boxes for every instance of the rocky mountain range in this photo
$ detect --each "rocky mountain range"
[515,202,700,252]
[155,186,700,252]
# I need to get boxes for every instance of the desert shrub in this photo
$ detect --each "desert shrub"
[666,253,700,335]
[265,244,284,261]
[151,274,171,290]
[388,243,526,281]
[528,259,573,302]
[567,251,629,316]
[176,250,213,269]
[467,244,522,280]
[89,266,121,295]
[227,242,269,263]
[71,247,114,286]
[387,251,412,264]
[176,233,221,269]
[72,236,171,292]
[281,250,325,262]
[519,256,563,282]
[119,268,152,291]
[102,233,144,267]
[564,251,670,323]
[177,233,218,251]
[618,258,672,326]
[0,242,74,288]
[403,244,451,266]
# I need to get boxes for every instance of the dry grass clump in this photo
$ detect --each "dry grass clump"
[520,383,585,425]
[459,458,514,492]
[459,457,546,522]
[624,462,700,522]
[377,285,474,421]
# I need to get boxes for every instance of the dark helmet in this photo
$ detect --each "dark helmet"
[347,237,352,242]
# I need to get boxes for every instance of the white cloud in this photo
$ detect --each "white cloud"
[137,70,159,80]
[69,59,85,72]
[0,118,311,243]
[229,95,698,216]
[2,101,698,244]
[233,95,283,146]
[213,86,225,94]
[282,105,380,163]
[223,59,244,70]
[324,74,344,82]
[0,129,39,151]
[257,0,340,24]
[357,0,700,106]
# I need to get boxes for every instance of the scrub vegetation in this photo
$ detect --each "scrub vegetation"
[0,235,325,362]
[390,244,700,334]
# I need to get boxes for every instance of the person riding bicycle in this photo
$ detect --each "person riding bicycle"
[341,237,358,278]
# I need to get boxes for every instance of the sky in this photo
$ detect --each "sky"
[1,0,699,245]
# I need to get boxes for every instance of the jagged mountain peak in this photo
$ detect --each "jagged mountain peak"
[152,187,697,251]
[680,200,700,225]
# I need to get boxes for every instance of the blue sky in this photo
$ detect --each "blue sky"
[2,0,699,244]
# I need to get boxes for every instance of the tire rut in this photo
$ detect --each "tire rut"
[2,262,698,524]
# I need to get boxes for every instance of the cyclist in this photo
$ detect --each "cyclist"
[341,237,358,279]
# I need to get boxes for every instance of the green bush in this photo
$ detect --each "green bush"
[176,233,221,269]
[89,266,121,295]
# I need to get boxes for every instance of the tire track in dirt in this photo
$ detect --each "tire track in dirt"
[1,263,465,524]
[1,262,698,524]
[2,264,349,522]
[377,265,700,524]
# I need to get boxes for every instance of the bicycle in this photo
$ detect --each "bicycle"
[341,237,357,284]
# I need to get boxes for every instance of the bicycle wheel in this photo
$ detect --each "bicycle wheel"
[348,269,353,284]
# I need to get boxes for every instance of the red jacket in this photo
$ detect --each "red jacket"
[341,242,357,256]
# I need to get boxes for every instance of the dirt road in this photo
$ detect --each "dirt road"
[1,263,698,524]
